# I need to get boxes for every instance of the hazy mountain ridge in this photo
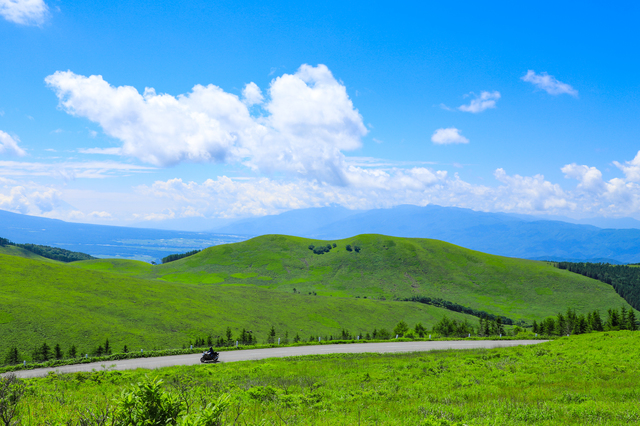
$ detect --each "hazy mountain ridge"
[213,205,640,264]
[3,205,640,263]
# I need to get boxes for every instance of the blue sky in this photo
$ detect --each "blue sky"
[1,0,640,227]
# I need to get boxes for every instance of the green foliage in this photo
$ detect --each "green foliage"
[393,320,409,337]
[112,378,183,425]
[3,348,18,366]
[0,374,25,426]
[345,244,352,251]
[162,250,202,265]
[531,306,638,336]
[406,295,518,325]
[432,316,475,337]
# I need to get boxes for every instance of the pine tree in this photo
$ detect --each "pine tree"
[531,320,538,334]
[54,343,63,360]
[68,345,77,358]
[123,345,129,353]
[620,306,628,330]
[104,338,111,355]
[628,309,638,331]
[4,347,19,365]
[40,342,51,361]
[267,325,276,344]
[592,310,604,331]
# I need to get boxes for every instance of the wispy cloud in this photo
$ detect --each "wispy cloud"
[78,147,123,155]
[0,160,154,179]
[0,130,26,156]
[521,70,578,97]
[0,0,49,25]
[458,91,501,113]
[431,128,469,145]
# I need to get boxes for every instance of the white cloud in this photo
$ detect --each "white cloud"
[78,147,123,155]
[0,130,26,156]
[8,151,640,224]
[458,91,501,113]
[0,177,62,215]
[431,128,469,145]
[46,64,367,185]
[0,0,48,25]
[242,82,263,106]
[613,151,640,182]
[521,70,578,97]
[0,160,154,179]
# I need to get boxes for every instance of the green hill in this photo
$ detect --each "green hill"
[74,234,633,322]
[0,245,59,263]
[0,252,474,360]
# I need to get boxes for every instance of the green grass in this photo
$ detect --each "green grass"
[73,234,633,322]
[11,331,640,425]
[0,253,476,360]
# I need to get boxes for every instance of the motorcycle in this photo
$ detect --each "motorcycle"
[200,350,219,363]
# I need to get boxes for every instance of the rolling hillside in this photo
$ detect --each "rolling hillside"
[73,234,633,322]
[0,252,475,360]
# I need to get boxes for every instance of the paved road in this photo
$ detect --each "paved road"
[7,340,547,379]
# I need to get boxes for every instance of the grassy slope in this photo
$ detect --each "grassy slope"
[0,245,59,263]
[0,253,474,359]
[19,331,640,425]
[74,234,632,322]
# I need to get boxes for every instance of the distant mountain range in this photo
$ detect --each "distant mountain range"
[3,205,640,263]
[212,205,640,264]
[0,209,246,262]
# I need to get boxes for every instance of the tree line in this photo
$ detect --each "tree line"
[556,262,640,310]
[4,338,118,366]
[161,249,201,264]
[532,306,637,336]
[0,237,95,262]
[403,295,519,325]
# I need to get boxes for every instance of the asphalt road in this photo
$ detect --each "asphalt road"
[7,340,547,379]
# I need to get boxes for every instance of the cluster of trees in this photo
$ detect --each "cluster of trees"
[161,249,201,264]
[3,338,124,365]
[533,307,637,336]
[308,243,337,255]
[188,327,258,348]
[345,244,361,252]
[404,296,517,325]
[556,262,640,310]
[0,237,95,262]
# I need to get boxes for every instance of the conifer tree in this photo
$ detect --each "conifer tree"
[628,309,638,331]
[54,344,63,360]
[40,342,51,361]
[68,345,77,358]
[4,347,19,365]
[104,338,111,355]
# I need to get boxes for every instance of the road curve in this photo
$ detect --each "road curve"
[8,340,547,379]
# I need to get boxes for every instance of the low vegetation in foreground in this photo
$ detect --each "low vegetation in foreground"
[1,331,638,425]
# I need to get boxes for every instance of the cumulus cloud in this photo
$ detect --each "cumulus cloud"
[458,91,501,113]
[613,151,640,182]
[0,177,62,215]
[46,64,368,185]
[0,130,26,156]
[521,70,578,97]
[242,82,263,106]
[0,0,48,25]
[431,128,469,145]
